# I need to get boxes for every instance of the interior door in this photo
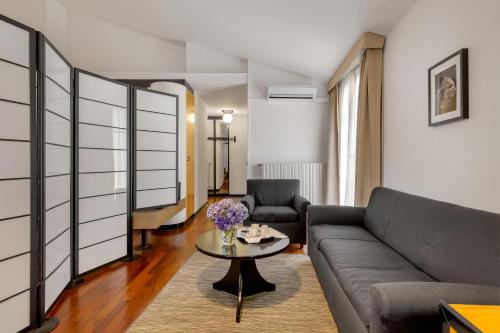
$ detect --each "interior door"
[186,90,195,217]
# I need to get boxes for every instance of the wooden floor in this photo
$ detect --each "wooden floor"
[48,197,304,333]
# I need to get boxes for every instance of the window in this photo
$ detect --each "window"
[338,66,361,206]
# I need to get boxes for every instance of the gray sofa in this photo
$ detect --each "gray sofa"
[307,187,500,333]
[241,179,310,245]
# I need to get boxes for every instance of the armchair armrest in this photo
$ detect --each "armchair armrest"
[293,195,311,220]
[370,282,500,333]
[240,195,255,215]
[307,205,365,227]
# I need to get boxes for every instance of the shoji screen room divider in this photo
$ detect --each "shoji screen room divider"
[0,12,179,332]
[74,69,132,276]
[133,87,179,210]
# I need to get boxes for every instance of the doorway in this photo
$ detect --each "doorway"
[207,116,232,196]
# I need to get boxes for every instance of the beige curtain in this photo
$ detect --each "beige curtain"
[326,32,385,207]
[325,87,339,204]
[354,49,383,206]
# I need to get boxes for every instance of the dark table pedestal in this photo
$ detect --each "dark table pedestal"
[213,259,275,323]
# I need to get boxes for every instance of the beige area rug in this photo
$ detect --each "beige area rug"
[128,252,338,332]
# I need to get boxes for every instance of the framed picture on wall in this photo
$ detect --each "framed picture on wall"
[428,48,468,126]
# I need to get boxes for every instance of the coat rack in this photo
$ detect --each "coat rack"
[207,136,236,142]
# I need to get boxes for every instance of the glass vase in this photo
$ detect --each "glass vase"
[221,227,236,246]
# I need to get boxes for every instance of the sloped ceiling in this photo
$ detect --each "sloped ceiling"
[58,0,417,82]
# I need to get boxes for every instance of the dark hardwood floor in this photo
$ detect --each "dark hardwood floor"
[48,197,304,333]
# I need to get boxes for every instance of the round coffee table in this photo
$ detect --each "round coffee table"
[195,230,289,323]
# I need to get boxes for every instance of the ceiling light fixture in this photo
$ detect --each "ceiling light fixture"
[222,109,234,124]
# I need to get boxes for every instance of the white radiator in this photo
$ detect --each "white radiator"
[261,162,325,205]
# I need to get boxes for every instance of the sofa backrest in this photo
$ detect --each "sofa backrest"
[247,179,299,206]
[364,187,500,286]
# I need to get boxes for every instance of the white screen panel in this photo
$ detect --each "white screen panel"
[43,37,72,313]
[45,175,70,210]
[44,257,70,311]
[45,145,70,176]
[79,124,127,150]
[137,151,176,170]
[0,17,33,332]
[78,72,127,107]
[79,172,127,198]
[0,19,30,67]
[44,44,71,91]
[0,216,30,261]
[0,61,30,104]
[79,214,127,249]
[136,89,176,114]
[45,112,70,146]
[79,149,127,173]
[0,290,30,333]
[137,131,176,151]
[76,70,129,277]
[0,100,30,140]
[45,76,71,120]
[79,193,127,223]
[136,188,177,209]
[137,110,176,133]
[0,179,30,220]
[78,235,127,273]
[44,229,70,278]
[45,201,70,244]
[136,170,176,190]
[0,253,30,301]
[0,141,30,178]
[78,99,126,128]
[134,89,178,210]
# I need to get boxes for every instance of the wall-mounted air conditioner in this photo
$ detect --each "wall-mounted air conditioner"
[267,86,317,101]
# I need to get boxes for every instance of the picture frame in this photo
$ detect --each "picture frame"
[428,48,468,126]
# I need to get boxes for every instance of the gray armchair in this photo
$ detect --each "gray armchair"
[240,179,310,246]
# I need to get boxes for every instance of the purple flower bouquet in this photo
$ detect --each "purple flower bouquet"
[207,198,249,246]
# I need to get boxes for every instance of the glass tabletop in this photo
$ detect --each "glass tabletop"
[195,230,290,260]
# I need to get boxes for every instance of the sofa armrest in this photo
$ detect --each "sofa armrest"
[293,195,311,221]
[307,205,365,227]
[370,282,500,333]
[240,195,255,215]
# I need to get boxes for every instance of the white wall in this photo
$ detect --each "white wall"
[67,10,186,73]
[384,0,500,213]
[247,61,329,179]
[195,93,208,211]
[229,114,248,194]
[186,43,247,73]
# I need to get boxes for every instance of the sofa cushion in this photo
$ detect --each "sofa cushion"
[319,239,417,271]
[365,188,500,286]
[364,187,400,240]
[251,206,298,222]
[335,267,434,327]
[309,225,378,246]
[420,206,500,286]
[318,237,434,327]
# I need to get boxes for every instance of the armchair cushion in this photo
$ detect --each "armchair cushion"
[292,194,310,221]
[247,179,299,206]
[240,195,255,215]
[251,206,299,222]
